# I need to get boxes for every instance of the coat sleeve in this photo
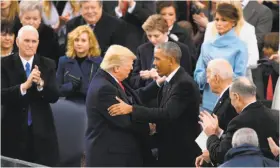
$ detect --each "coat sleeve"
[245,24,259,68]
[56,57,74,96]
[207,119,242,164]
[1,64,23,105]
[131,81,195,123]
[194,45,207,91]
[36,60,59,103]
[94,85,133,129]
[233,43,248,78]
[129,47,145,89]
[255,7,273,50]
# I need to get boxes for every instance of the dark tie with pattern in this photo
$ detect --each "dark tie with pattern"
[25,62,32,126]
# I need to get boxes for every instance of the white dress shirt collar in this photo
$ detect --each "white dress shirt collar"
[165,66,180,83]
[219,85,231,99]
[19,55,34,71]
[241,0,250,9]
[107,71,120,84]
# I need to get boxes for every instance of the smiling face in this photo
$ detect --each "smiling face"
[81,1,102,25]
[153,48,172,76]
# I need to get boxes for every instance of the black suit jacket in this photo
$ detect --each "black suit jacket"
[85,69,158,167]
[129,40,193,90]
[212,88,238,131]
[1,53,59,166]
[65,12,126,57]
[131,67,201,167]
[170,23,197,61]
[207,101,279,165]
[243,1,273,53]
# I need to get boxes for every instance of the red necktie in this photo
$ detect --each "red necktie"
[118,81,125,91]
[266,75,273,100]
[121,1,129,16]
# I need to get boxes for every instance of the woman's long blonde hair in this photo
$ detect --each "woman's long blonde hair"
[43,1,52,19]
[66,25,101,58]
[4,1,19,22]
[212,0,244,37]
[70,1,80,15]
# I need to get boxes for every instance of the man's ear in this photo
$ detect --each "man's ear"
[16,38,19,48]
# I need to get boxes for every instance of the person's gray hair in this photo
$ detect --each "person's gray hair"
[19,0,42,17]
[155,41,181,64]
[229,77,257,98]
[207,59,233,80]
[232,128,259,148]
[17,25,39,39]
[80,0,103,7]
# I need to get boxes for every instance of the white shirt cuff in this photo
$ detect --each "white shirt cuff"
[20,84,27,96]
[127,2,136,13]
[37,86,43,92]
[115,6,123,18]
[218,129,224,138]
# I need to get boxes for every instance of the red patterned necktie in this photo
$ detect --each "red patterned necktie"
[266,75,273,100]
[118,81,125,91]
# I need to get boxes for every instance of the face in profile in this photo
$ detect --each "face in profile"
[1,0,11,10]
[215,13,235,35]
[117,58,134,81]
[206,68,219,94]
[160,6,176,28]
[16,30,39,58]
[146,30,168,46]
[20,10,42,30]
[229,91,241,113]
[1,32,15,50]
[153,48,171,77]
[81,1,102,25]
[74,32,90,57]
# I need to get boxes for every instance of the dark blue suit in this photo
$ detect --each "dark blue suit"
[85,69,158,167]
[56,56,102,104]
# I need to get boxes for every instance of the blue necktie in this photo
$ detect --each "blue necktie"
[25,62,32,126]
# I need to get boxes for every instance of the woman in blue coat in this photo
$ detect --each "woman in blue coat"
[57,25,102,104]
[194,3,248,112]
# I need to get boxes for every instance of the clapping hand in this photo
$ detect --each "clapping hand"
[198,111,219,136]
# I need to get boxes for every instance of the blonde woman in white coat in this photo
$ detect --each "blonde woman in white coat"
[203,0,259,80]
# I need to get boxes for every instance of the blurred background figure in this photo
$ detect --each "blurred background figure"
[65,0,126,57]
[1,0,19,22]
[204,0,259,81]
[155,1,196,59]
[242,0,273,56]
[14,0,61,65]
[60,0,81,22]
[194,3,248,112]
[42,0,60,30]
[56,25,102,105]
[258,0,279,33]
[220,128,278,167]
[1,20,15,57]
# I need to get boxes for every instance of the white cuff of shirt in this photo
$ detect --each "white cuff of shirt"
[115,6,123,18]
[37,86,43,92]
[20,84,27,96]
[218,129,224,139]
[127,2,136,13]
